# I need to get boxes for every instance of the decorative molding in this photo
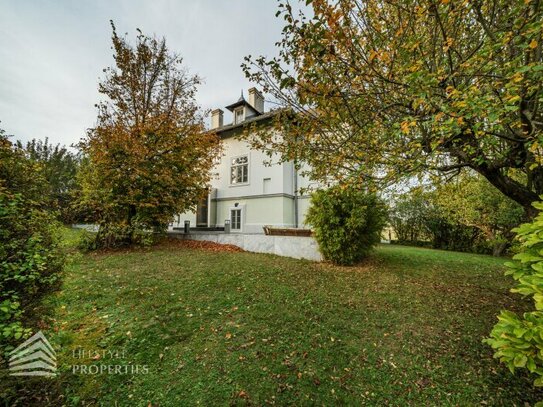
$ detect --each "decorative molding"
[213,193,295,202]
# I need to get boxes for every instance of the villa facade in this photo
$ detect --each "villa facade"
[169,87,312,234]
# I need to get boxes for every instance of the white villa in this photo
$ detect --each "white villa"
[169,87,312,234]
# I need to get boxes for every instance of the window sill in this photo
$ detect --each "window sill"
[229,183,250,188]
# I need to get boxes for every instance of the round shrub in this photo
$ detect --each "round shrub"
[306,186,387,265]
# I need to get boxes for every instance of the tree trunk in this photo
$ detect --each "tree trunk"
[478,167,540,219]
[492,241,508,257]
[127,204,137,244]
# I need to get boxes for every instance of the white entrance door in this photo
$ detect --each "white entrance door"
[230,208,242,231]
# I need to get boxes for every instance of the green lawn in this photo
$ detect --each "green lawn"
[4,238,542,405]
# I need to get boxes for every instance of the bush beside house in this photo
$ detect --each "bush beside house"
[306,186,387,265]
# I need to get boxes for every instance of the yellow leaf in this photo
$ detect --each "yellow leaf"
[530,39,538,49]
[512,72,523,83]
[400,121,410,134]
[508,95,521,103]
[445,85,456,97]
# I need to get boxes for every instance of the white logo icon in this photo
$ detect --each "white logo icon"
[8,331,57,377]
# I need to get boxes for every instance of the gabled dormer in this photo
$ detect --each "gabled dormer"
[224,88,264,125]
[210,87,268,131]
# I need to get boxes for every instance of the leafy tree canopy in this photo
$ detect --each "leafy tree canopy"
[435,172,524,254]
[388,186,432,242]
[80,22,221,244]
[243,0,543,217]
[17,138,80,223]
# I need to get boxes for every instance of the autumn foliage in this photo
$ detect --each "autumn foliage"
[79,23,220,247]
[244,0,543,217]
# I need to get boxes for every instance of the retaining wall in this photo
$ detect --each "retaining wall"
[171,232,322,261]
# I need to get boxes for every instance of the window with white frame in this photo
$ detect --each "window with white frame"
[234,108,244,124]
[230,155,248,184]
[230,208,242,230]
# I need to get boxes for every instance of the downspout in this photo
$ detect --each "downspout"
[287,119,299,229]
[294,161,299,228]
[287,121,299,229]
[215,194,218,229]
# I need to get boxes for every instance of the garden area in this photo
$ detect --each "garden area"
[3,0,543,404]
[2,231,541,405]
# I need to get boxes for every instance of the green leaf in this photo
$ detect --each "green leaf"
[513,354,528,368]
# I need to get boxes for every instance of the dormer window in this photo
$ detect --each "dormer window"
[224,89,263,124]
[234,108,244,124]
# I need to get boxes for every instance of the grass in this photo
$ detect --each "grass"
[4,235,543,405]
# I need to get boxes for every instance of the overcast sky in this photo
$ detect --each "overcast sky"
[0,0,289,147]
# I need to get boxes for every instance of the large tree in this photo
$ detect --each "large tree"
[80,22,220,244]
[243,0,543,217]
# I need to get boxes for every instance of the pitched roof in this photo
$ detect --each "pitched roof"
[211,108,285,137]
[224,93,261,117]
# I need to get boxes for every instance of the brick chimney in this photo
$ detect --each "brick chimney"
[248,87,264,114]
[211,109,224,129]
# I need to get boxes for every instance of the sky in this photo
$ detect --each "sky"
[0,0,288,147]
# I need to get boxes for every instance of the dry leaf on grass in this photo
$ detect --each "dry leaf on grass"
[160,238,244,253]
